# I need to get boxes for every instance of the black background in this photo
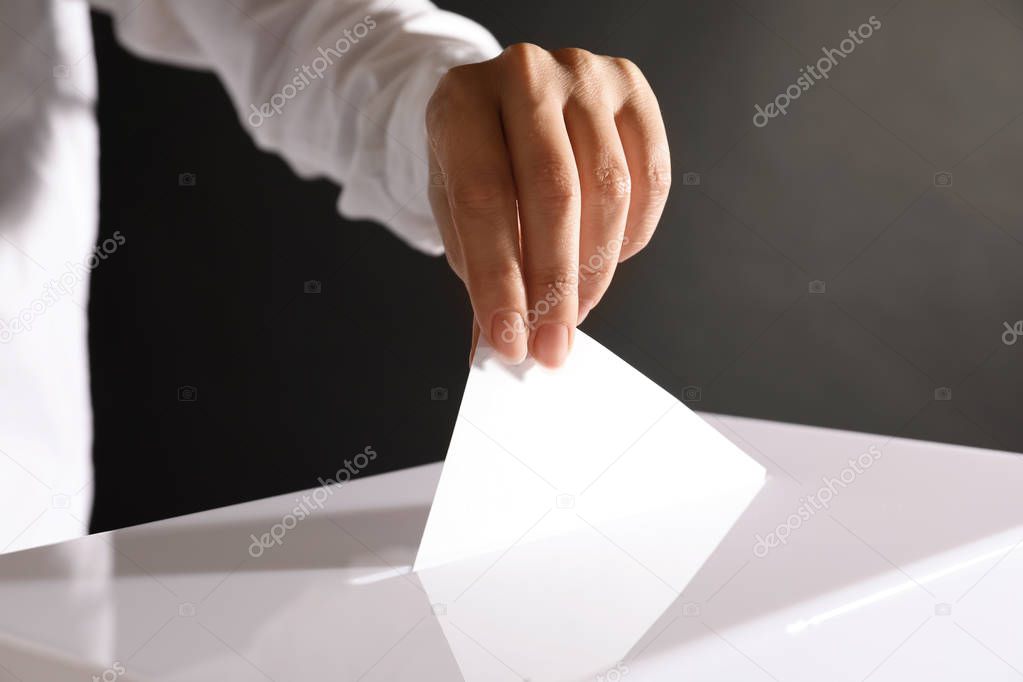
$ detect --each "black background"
[88,1,1023,533]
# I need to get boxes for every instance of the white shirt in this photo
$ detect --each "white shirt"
[0,0,500,553]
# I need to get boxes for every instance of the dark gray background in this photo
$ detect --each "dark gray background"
[88,0,1023,532]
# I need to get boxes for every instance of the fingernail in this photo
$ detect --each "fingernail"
[490,310,528,364]
[533,323,570,368]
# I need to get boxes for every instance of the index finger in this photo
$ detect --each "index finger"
[428,68,529,364]
[500,49,582,368]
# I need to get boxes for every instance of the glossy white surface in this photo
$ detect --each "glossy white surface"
[1,415,1022,681]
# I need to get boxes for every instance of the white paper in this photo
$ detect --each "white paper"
[413,331,766,680]
[415,329,765,572]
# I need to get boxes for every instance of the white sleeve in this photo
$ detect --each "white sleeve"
[88,0,503,254]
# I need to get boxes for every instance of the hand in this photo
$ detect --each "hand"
[426,43,670,368]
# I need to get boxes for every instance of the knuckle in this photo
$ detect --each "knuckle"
[564,76,612,116]
[567,83,605,110]
[448,173,512,212]
[528,267,579,299]
[590,162,632,204]
[645,162,672,198]
[502,43,555,104]
[527,159,580,205]
[578,245,619,288]
[465,261,523,292]
[502,42,548,68]
[612,57,645,88]
[642,150,672,197]
[551,47,594,70]
[533,193,578,217]
[554,49,603,100]
[579,254,616,281]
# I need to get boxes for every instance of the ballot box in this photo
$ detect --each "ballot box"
[1,414,1021,681]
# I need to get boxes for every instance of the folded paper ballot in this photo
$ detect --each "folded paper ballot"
[413,331,767,680]
[415,329,766,572]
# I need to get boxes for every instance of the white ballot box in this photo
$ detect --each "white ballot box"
[1,414,1022,681]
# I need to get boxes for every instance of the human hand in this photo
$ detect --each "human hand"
[426,43,670,368]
